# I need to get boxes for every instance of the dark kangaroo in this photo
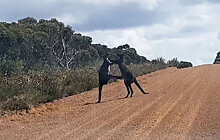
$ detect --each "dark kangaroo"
[97,55,122,103]
[110,54,148,98]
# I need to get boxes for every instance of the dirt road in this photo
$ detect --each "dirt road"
[0,64,220,140]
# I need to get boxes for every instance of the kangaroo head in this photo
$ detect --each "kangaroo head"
[106,57,112,64]
[116,54,124,64]
[102,54,113,65]
[109,54,124,64]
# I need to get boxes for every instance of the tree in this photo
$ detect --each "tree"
[40,19,91,69]
[214,51,220,64]
[0,17,149,72]
[18,17,37,25]
[167,58,179,67]
[117,44,130,50]
[177,61,193,69]
[92,44,110,59]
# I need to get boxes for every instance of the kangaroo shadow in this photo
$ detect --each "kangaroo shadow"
[106,97,128,102]
[83,100,107,106]
[83,96,129,106]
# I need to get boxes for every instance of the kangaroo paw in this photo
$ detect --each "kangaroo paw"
[96,100,101,103]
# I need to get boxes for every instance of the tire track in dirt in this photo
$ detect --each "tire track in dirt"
[1,65,220,140]
[98,68,199,140]
[65,95,166,140]
[182,66,220,140]
[177,68,209,140]
[35,79,141,140]
[0,68,195,140]
[57,68,189,140]
[138,67,209,140]
[99,94,183,140]
[42,67,193,140]
[37,68,178,140]
[54,80,167,140]
[35,69,171,140]
[36,75,161,140]
[84,68,197,140]
[36,99,129,140]
[142,76,204,139]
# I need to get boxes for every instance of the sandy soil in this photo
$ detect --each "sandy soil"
[0,64,220,140]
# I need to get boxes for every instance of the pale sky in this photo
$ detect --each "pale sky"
[0,0,220,65]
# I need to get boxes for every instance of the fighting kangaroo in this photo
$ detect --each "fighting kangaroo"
[110,54,148,98]
[97,55,122,103]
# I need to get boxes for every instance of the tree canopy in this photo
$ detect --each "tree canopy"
[214,51,220,64]
[0,17,148,74]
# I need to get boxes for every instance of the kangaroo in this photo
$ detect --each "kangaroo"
[97,55,122,103]
[110,54,148,98]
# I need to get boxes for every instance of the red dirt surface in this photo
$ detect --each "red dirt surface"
[0,64,220,140]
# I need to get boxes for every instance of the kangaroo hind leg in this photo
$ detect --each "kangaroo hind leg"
[128,84,133,97]
[97,84,103,103]
[124,82,130,98]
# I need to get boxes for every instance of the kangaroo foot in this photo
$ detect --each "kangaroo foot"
[143,92,149,94]
[96,100,101,103]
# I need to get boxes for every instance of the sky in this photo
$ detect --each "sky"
[0,0,220,65]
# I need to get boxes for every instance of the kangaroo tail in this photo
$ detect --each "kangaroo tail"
[134,78,148,94]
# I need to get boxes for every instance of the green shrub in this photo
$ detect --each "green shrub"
[0,57,187,115]
[177,61,193,69]
[0,68,99,115]
[167,58,179,67]
[0,59,25,76]
[214,51,220,64]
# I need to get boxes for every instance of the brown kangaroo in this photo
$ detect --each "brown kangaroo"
[110,54,148,98]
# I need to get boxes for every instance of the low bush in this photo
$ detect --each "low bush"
[0,69,98,115]
[0,57,179,115]
[214,51,220,64]
[177,61,193,69]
